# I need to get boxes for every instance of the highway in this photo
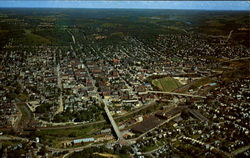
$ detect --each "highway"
[67,30,76,44]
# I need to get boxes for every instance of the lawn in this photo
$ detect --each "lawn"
[141,144,159,152]
[152,77,183,92]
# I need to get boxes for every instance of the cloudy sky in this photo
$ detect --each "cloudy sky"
[0,1,249,10]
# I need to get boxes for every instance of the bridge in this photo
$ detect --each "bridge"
[103,99,127,145]
[146,91,206,99]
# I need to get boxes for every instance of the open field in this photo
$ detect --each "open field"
[34,124,105,147]
[152,77,183,92]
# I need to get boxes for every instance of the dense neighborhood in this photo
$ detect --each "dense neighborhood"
[0,8,249,158]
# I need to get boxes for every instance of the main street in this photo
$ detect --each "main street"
[54,49,64,115]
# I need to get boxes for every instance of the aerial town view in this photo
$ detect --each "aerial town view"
[0,1,249,158]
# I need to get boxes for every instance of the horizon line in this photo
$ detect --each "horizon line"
[0,7,249,11]
[0,1,249,11]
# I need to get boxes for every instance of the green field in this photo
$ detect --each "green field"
[34,124,105,147]
[152,77,183,92]
[37,125,101,138]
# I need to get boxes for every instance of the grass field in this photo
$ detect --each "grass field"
[37,125,101,138]
[152,77,183,92]
[35,124,104,147]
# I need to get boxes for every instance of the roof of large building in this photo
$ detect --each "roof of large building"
[131,115,164,134]
[73,138,95,144]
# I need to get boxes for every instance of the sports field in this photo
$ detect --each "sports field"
[152,77,183,92]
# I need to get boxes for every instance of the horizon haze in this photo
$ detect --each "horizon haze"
[0,1,249,10]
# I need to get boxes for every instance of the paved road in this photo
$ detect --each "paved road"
[0,135,29,142]
[231,145,250,156]
[55,55,64,115]
[67,30,76,44]
[48,142,105,152]
[228,56,250,62]
[226,30,234,42]
[103,99,123,140]
[147,91,206,99]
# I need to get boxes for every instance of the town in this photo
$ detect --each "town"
[0,8,249,158]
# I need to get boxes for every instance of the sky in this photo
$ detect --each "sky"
[0,1,249,10]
